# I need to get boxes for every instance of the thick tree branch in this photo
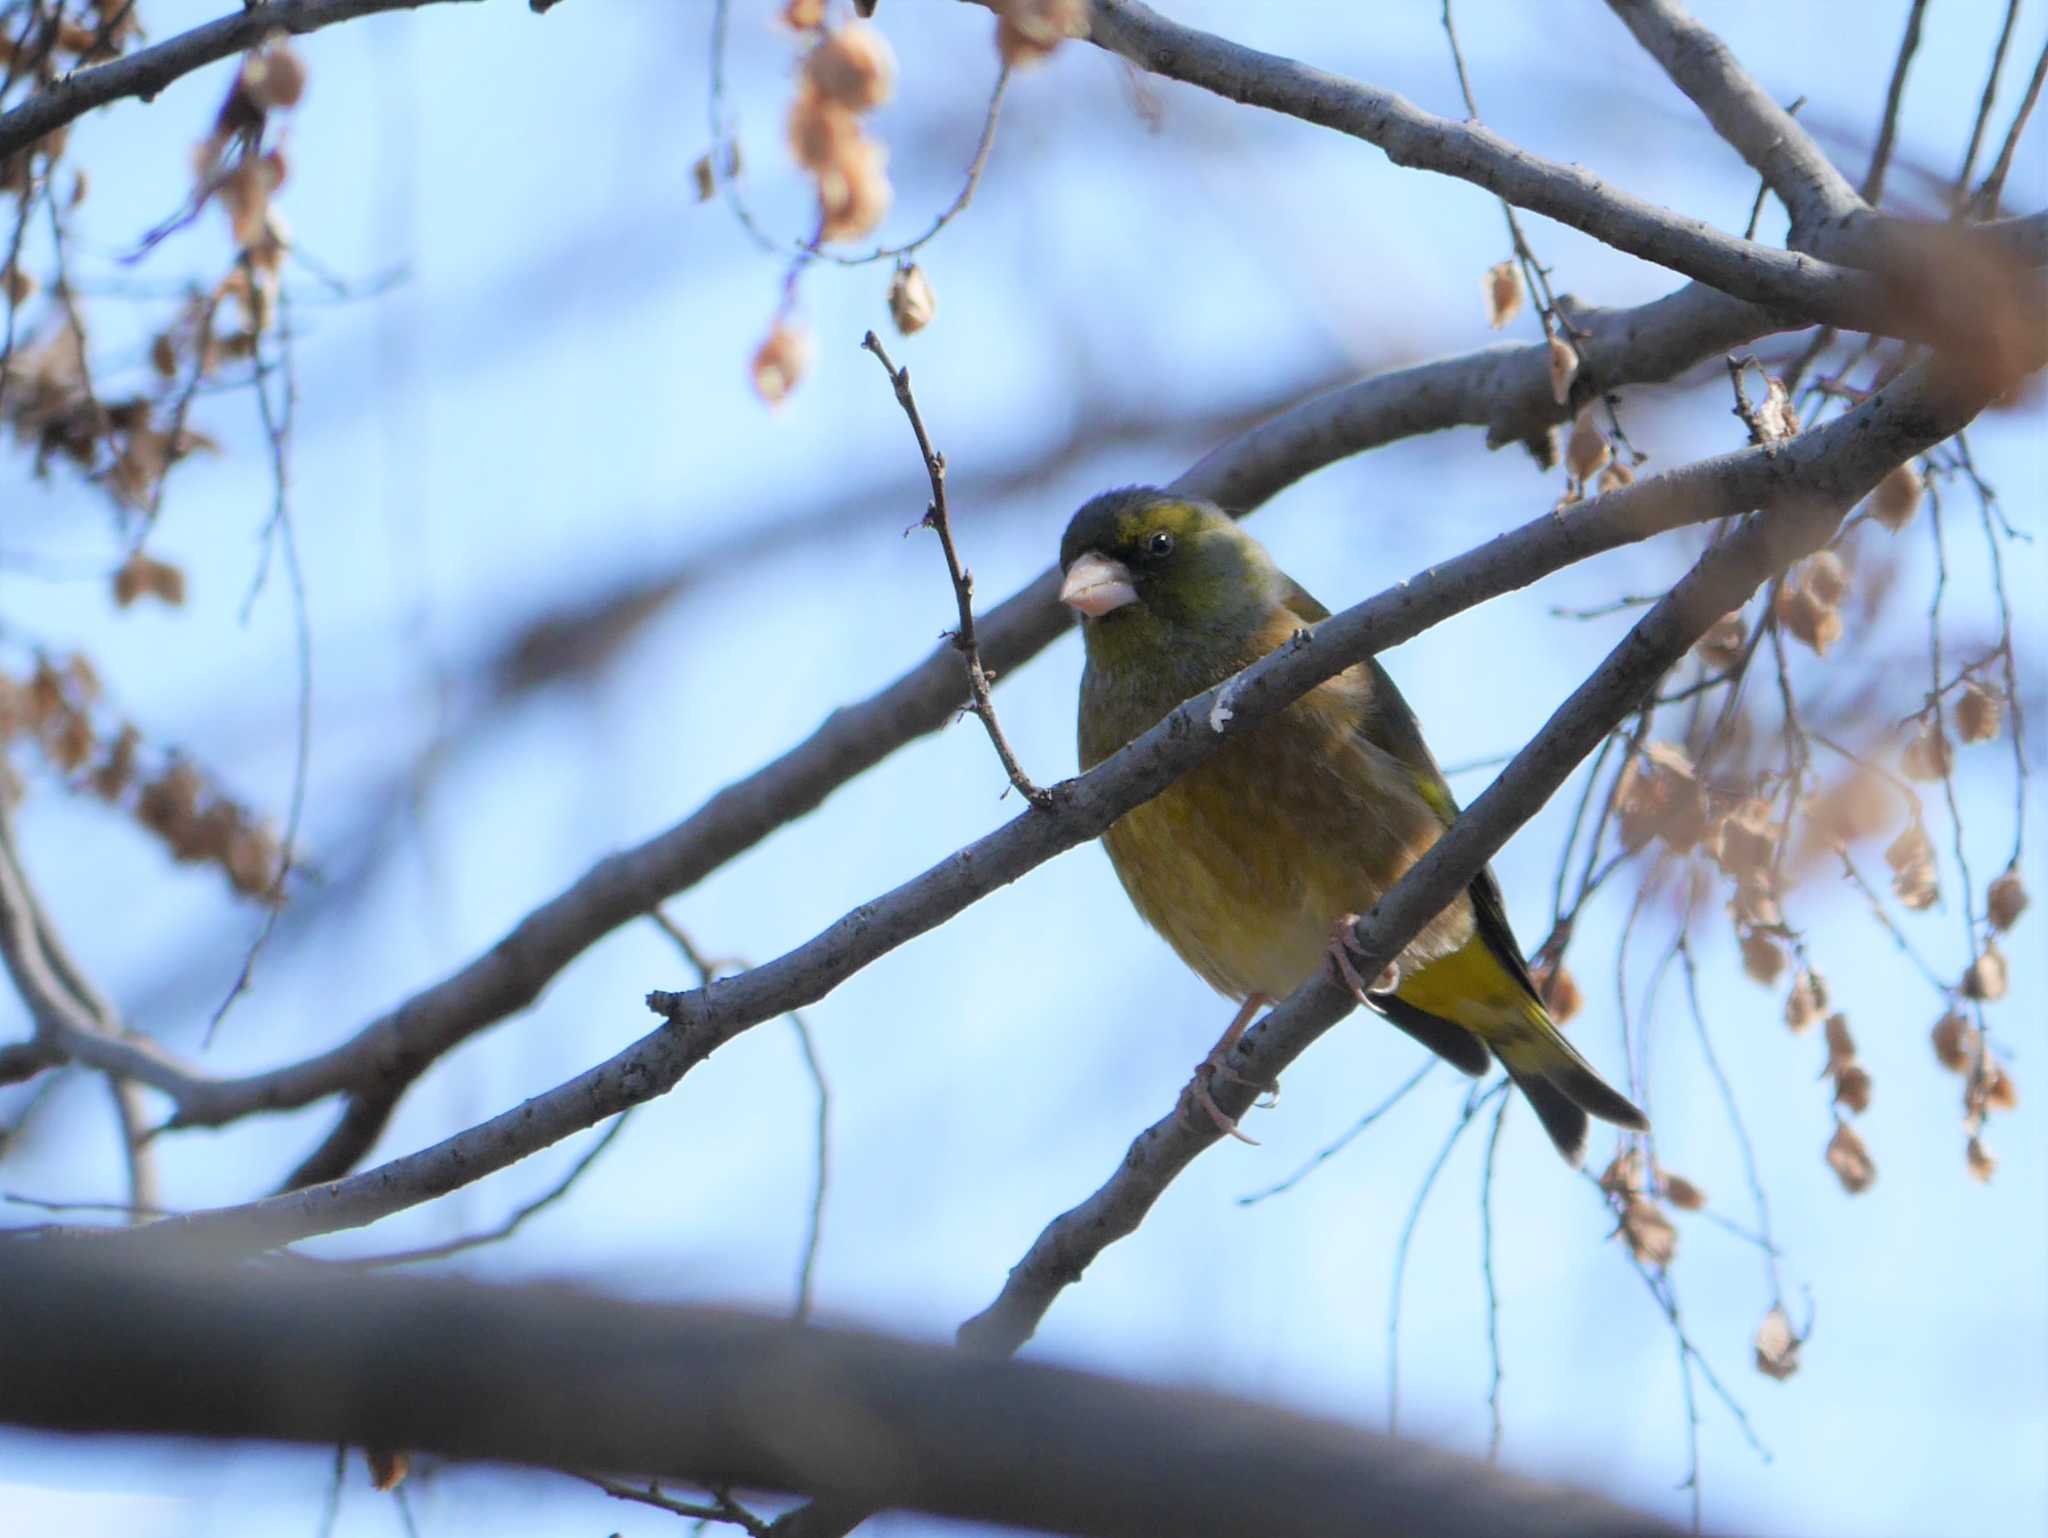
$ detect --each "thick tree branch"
[1074,0,1997,340]
[159,277,1793,1181]
[0,0,482,162]
[1601,0,1865,240]
[86,355,1999,1259]
[0,1250,1691,1538]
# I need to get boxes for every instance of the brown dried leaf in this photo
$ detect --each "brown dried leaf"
[1900,722,1952,783]
[1775,582,1842,655]
[1565,411,1610,484]
[804,22,896,113]
[1986,869,2028,932]
[1740,930,1786,986]
[887,263,936,336]
[1867,462,1922,531]
[1695,611,1747,671]
[1753,1306,1801,1380]
[1485,260,1522,331]
[366,1447,410,1492]
[1822,1012,1857,1076]
[1833,1063,1873,1115]
[1955,683,2002,744]
[1546,334,1579,405]
[1619,1197,1678,1267]
[1966,1136,1996,1183]
[1713,799,1778,885]
[1784,969,1826,1034]
[1661,1172,1707,1211]
[1961,944,2007,1002]
[751,322,811,407]
[1930,1012,1977,1073]
[1802,549,1849,607]
[1825,1121,1876,1194]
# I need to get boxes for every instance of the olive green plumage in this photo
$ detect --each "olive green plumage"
[1061,488,1646,1164]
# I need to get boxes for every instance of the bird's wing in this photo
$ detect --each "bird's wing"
[1277,569,1540,1000]
[1355,654,1544,1002]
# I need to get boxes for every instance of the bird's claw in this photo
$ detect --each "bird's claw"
[1328,915,1400,1007]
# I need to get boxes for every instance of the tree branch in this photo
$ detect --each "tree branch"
[0,1249,1694,1538]
[86,352,2003,1259]
[1601,0,1865,239]
[0,0,483,162]
[156,275,1796,1179]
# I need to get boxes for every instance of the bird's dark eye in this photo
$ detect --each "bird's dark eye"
[1147,531,1175,558]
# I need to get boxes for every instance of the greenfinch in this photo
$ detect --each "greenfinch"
[1059,488,1647,1164]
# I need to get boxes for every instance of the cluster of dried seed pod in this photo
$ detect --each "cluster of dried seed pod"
[995,0,1088,67]
[0,655,283,903]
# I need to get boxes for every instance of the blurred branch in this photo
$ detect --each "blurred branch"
[0,1250,1694,1538]
[0,0,480,162]
[84,351,2005,1258]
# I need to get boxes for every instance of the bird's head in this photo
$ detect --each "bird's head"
[1057,489,1278,657]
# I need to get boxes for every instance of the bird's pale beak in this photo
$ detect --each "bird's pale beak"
[1059,551,1137,617]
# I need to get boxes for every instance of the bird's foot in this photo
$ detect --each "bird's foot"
[1328,916,1400,1007]
[1179,993,1274,1144]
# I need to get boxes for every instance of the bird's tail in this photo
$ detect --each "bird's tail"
[1494,1003,1648,1167]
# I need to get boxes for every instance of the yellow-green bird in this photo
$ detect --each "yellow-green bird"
[1059,488,1647,1164]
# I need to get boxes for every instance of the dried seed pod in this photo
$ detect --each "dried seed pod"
[1661,1172,1707,1211]
[1810,768,1898,845]
[1825,1121,1876,1194]
[803,21,896,113]
[1961,944,2007,1001]
[1833,1063,1873,1114]
[1740,930,1786,986]
[366,1447,410,1492]
[887,263,936,335]
[240,34,307,112]
[817,134,892,243]
[691,152,716,202]
[1598,1147,1644,1200]
[1619,1197,1678,1267]
[750,322,811,406]
[1784,969,1826,1033]
[1565,411,1610,483]
[787,85,860,174]
[1485,260,1522,330]
[1757,375,1799,443]
[1966,1136,1996,1183]
[1892,861,1939,911]
[1695,611,1748,671]
[1986,869,2028,931]
[1753,1305,1801,1380]
[1546,334,1579,404]
[996,0,1088,67]
[1713,799,1778,885]
[1775,582,1842,655]
[1595,460,1634,494]
[1616,742,1706,854]
[1900,721,1952,782]
[1983,1063,2019,1113]
[1930,1011,1977,1072]
[781,0,827,26]
[1867,462,1922,531]
[1823,1012,1857,1076]
[1530,959,1581,1025]
[1802,549,1849,606]
[1955,683,2002,744]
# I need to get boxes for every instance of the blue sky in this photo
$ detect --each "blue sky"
[1,3,2042,1535]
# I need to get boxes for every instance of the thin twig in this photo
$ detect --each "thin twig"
[1956,1,2024,204]
[1970,37,2048,217]
[862,330,1051,809]
[1859,0,1927,205]
[578,1472,774,1535]
[650,909,829,1321]
[1479,1091,1510,1462]
[1234,1058,1438,1205]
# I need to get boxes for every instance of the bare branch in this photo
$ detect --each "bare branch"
[1072,0,2000,340]
[861,330,1051,809]
[1601,0,1864,239]
[0,1250,1697,1538]
[1860,0,1928,206]
[0,0,483,163]
[94,352,2001,1260]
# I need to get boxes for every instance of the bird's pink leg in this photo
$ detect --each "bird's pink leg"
[1327,914,1400,1006]
[1183,992,1271,1145]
